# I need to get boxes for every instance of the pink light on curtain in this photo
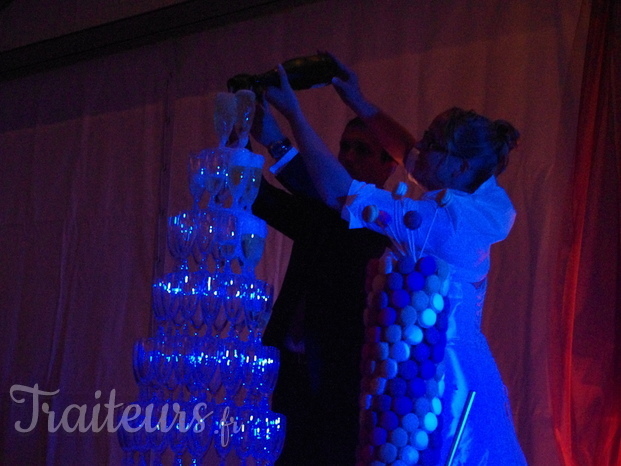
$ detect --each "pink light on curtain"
[551,0,621,464]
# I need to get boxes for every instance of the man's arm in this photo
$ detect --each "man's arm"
[252,176,317,240]
[265,65,353,211]
[251,98,321,200]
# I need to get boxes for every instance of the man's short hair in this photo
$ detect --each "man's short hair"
[344,117,393,164]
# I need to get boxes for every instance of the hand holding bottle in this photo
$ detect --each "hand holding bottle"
[327,52,378,119]
[328,53,364,106]
[264,65,303,121]
[328,52,415,163]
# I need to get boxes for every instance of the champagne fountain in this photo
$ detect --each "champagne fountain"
[119,90,285,466]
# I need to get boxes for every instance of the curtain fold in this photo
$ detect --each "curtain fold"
[552,0,621,464]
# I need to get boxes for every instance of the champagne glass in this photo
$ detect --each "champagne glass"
[247,409,286,465]
[250,408,274,466]
[155,272,182,325]
[234,90,256,149]
[185,338,203,398]
[153,335,174,394]
[193,339,218,401]
[221,343,246,402]
[244,279,274,343]
[172,334,193,387]
[239,213,267,277]
[189,271,207,329]
[256,286,274,342]
[132,404,150,466]
[187,401,214,465]
[157,272,196,330]
[228,165,263,210]
[219,273,245,337]
[264,412,287,465]
[234,407,256,465]
[213,404,238,466]
[167,211,198,272]
[249,410,267,465]
[239,342,257,404]
[168,411,188,466]
[227,163,247,209]
[214,92,237,148]
[256,346,280,409]
[133,338,156,400]
[228,149,264,210]
[239,166,262,209]
[246,345,267,406]
[146,401,168,466]
[188,151,207,211]
[204,149,228,207]
[117,414,137,466]
[151,280,169,325]
[193,210,215,271]
[178,273,202,332]
[207,344,223,399]
[213,210,238,273]
[200,274,223,337]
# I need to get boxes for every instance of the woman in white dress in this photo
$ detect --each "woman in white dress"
[263,62,527,465]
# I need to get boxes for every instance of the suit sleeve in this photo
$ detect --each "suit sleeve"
[252,176,327,241]
[273,152,322,201]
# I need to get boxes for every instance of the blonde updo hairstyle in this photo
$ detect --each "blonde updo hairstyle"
[442,107,520,191]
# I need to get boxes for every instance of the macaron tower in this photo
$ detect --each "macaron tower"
[357,185,451,466]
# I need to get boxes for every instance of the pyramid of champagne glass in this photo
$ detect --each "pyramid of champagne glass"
[118,91,286,466]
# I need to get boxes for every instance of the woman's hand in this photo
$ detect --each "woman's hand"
[324,52,378,119]
[264,65,302,122]
[327,52,366,109]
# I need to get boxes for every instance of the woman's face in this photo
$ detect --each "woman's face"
[407,114,455,191]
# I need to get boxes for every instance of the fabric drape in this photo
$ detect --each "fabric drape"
[551,0,621,464]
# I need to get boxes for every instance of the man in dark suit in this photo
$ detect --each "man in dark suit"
[251,98,414,463]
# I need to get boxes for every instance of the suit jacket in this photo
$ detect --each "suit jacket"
[252,154,389,463]
[253,156,389,396]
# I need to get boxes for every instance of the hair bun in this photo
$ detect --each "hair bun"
[493,119,520,151]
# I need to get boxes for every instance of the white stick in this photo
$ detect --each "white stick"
[446,390,476,466]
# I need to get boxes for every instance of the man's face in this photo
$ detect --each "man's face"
[338,125,395,186]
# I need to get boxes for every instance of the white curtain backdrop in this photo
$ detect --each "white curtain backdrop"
[0,1,589,464]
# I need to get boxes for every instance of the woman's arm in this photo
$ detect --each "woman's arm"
[265,65,353,211]
[329,54,415,165]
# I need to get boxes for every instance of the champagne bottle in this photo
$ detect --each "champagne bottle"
[227,54,343,92]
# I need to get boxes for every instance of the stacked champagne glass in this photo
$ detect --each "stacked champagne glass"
[119,91,285,466]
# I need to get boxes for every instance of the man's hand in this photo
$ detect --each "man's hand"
[264,65,303,121]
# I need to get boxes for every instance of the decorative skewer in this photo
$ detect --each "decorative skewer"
[446,390,476,466]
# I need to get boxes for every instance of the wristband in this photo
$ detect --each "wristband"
[268,137,293,160]
[269,146,299,175]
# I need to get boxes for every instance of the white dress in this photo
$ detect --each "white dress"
[342,176,527,465]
